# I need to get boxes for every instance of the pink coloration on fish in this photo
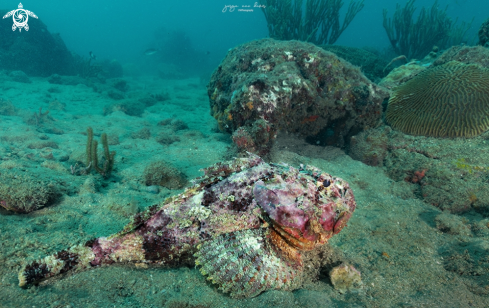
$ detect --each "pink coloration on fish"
[18,154,356,298]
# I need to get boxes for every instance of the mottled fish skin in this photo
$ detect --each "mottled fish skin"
[18,154,356,298]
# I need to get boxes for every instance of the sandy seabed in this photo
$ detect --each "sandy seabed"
[0,72,488,308]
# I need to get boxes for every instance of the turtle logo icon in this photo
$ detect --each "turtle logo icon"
[3,3,38,32]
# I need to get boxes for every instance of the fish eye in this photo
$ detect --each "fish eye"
[323,179,331,187]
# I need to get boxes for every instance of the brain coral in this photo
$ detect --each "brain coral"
[385,61,489,138]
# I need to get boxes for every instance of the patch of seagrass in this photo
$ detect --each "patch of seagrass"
[386,61,489,137]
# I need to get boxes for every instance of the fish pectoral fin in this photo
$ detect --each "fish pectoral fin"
[195,154,264,186]
[194,228,302,298]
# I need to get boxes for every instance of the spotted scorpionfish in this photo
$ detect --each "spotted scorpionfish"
[19,154,356,298]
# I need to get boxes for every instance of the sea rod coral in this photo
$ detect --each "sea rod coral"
[18,154,356,298]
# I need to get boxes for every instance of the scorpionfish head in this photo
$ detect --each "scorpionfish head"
[253,168,356,251]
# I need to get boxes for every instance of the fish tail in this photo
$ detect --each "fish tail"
[18,242,97,287]
[19,231,146,287]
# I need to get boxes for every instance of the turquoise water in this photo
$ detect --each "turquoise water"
[1,1,489,307]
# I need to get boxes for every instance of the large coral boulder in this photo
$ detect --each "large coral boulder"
[349,125,489,215]
[320,44,390,82]
[478,17,489,46]
[0,9,74,76]
[433,45,489,69]
[208,39,389,155]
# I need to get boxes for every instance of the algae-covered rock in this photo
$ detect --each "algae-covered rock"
[479,18,489,46]
[320,44,389,82]
[349,125,489,214]
[0,171,57,213]
[378,62,426,90]
[434,212,471,236]
[329,263,363,294]
[349,126,391,167]
[433,45,489,69]
[208,38,388,155]
[103,100,146,116]
[143,160,187,190]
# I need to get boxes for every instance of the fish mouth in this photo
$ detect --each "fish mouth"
[267,218,329,267]
[270,218,327,252]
